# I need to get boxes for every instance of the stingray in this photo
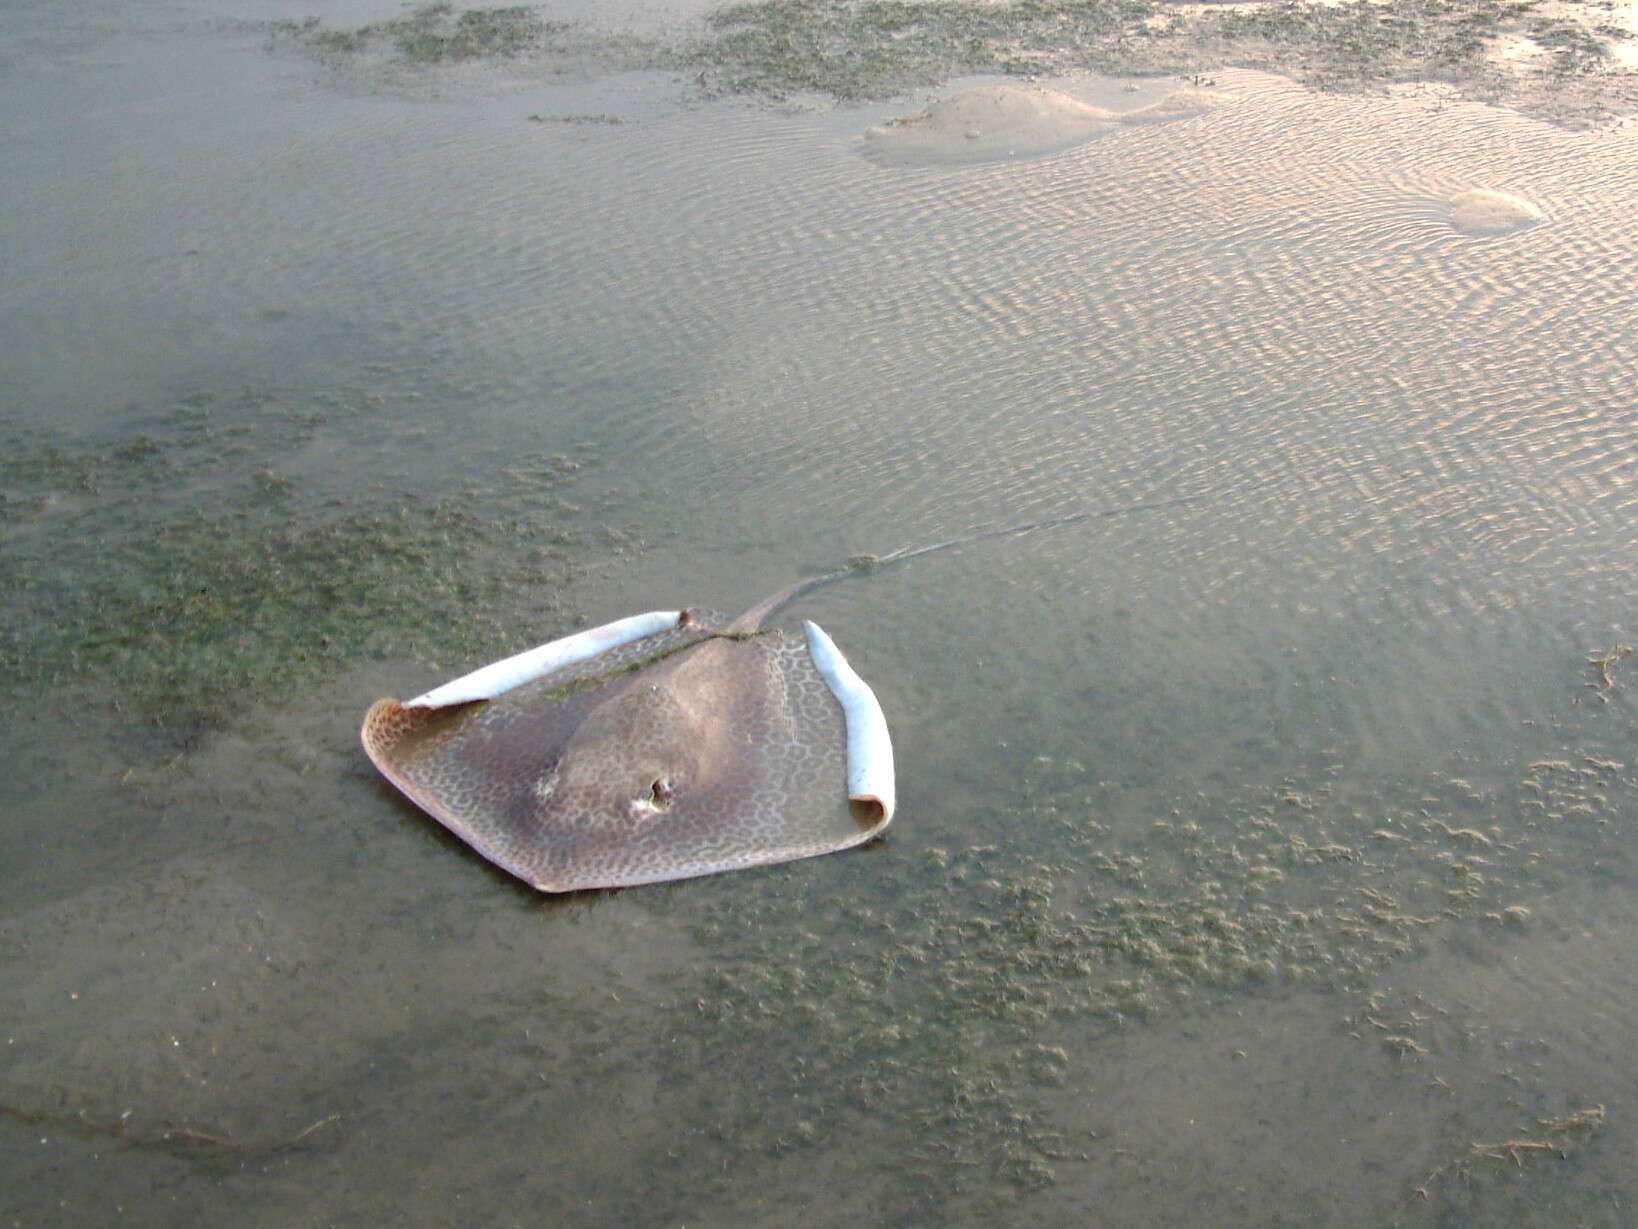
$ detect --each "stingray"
[362,496,1204,892]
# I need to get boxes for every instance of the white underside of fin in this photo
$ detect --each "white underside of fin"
[803,620,896,823]
[407,611,684,709]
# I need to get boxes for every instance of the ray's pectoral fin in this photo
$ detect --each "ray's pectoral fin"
[360,610,705,883]
[803,620,895,830]
[403,610,687,709]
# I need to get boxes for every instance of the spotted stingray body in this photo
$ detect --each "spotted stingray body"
[361,604,894,892]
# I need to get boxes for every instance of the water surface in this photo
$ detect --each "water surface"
[2,2,1635,1225]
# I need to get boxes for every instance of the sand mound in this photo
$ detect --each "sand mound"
[864,83,1222,165]
[1447,188,1544,235]
[1116,88,1221,125]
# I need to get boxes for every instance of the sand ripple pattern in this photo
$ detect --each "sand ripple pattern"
[474,72,1635,756]
[4,55,1634,757]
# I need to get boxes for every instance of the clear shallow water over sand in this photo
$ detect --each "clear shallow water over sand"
[2,2,1636,1225]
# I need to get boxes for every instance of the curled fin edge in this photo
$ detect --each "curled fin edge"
[361,696,566,889]
[802,620,896,828]
[404,610,685,709]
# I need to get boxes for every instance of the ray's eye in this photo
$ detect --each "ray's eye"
[630,776,676,817]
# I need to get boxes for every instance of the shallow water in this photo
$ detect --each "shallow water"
[2,2,1636,1225]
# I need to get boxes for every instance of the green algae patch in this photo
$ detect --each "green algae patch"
[685,0,1630,127]
[1190,0,1501,88]
[686,0,1505,102]
[0,395,601,740]
[693,0,1173,101]
[638,749,1632,1218]
[269,0,1633,128]
[277,2,671,78]
[301,3,558,64]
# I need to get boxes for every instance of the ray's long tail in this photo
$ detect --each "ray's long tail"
[728,489,1212,634]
